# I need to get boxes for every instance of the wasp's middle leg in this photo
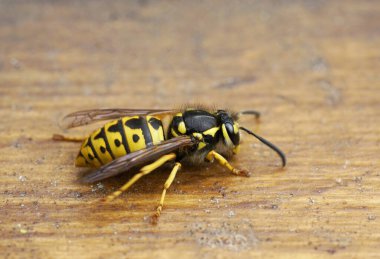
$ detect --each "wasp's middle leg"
[104,153,177,202]
[151,162,182,224]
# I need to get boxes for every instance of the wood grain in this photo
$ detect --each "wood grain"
[1,1,379,258]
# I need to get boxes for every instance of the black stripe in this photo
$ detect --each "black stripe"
[141,116,153,147]
[78,150,85,158]
[118,119,130,153]
[172,116,184,136]
[125,117,153,147]
[95,127,115,159]
[81,150,90,165]
[148,117,162,130]
[108,122,118,132]
[108,120,130,153]
[87,137,104,164]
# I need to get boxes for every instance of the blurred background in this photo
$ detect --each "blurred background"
[1,1,379,258]
[3,0,369,109]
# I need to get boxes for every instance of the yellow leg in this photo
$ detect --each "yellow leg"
[206,150,250,177]
[52,134,85,142]
[104,153,177,202]
[151,162,182,224]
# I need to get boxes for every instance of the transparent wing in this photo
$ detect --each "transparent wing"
[60,108,175,129]
[81,136,195,183]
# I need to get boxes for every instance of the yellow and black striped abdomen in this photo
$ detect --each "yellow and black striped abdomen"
[75,116,165,168]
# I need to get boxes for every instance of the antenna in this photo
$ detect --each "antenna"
[239,126,286,167]
[239,110,261,119]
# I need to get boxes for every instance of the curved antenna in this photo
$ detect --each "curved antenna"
[240,126,286,167]
[239,110,261,119]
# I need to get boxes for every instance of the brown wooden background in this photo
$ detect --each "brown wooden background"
[1,1,379,258]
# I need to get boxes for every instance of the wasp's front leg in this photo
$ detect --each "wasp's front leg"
[206,150,250,177]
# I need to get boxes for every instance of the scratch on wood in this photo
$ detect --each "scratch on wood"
[213,76,257,89]
[315,79,341,106]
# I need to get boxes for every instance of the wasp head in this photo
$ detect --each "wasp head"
[216,110,240,154]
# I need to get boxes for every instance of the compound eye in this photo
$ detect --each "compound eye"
[225,122,234,135]
[223,122,240,146]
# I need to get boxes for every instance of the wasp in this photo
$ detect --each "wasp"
[54,106,286,223]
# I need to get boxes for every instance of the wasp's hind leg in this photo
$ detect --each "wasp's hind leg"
[151,162,182,225]
[52,134,86,142]
[104,153,177,202]
[206,150,250,177]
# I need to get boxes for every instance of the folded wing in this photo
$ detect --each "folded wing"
[81,136,195,183]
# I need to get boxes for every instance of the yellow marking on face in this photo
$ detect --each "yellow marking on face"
[203,127,219,137]
[233,144,240,154]
[178,121,186,134]
[233,123,239,134]
[222,124,233,146]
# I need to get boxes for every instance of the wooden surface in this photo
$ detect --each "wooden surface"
[1,1,379,258]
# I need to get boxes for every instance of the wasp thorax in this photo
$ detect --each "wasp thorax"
[168,109,220,151]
